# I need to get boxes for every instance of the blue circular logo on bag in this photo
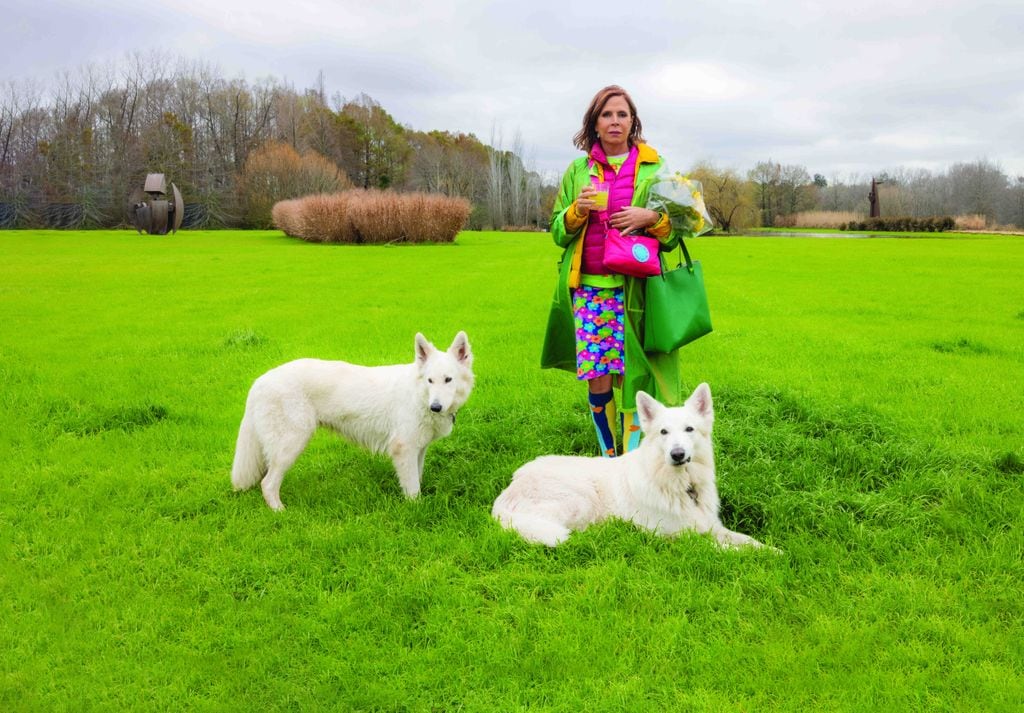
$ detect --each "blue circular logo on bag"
[632,243,651,262]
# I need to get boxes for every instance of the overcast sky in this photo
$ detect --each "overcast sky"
[4,0,1023,181]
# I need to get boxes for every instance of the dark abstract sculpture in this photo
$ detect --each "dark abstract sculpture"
[130,174,183,234]
[868,177,883,218]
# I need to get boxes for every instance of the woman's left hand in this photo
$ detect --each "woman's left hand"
[609,206,659,235]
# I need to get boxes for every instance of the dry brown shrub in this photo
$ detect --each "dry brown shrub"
[348,189,403,244]
[793,211,861,229]
[777,211,862,229]
[954,214,987,231]
[395,193,428,242]
[300,194,354,243]
[403,193,470,243]
[240,141,350,228]
[271,199,303,237]
[295,195,327,242]
[273,189,469,244]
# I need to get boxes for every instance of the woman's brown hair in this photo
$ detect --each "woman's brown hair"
[572,85,645,153]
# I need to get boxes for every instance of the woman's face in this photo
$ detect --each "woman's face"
[595,95,632,154]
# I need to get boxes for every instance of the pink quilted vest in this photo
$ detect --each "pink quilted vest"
[581,144,639,275]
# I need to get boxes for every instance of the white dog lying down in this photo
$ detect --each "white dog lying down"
[232,332,473,510]
[492,384,770,548]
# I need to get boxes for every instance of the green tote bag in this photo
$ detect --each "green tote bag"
[643,239,713,353]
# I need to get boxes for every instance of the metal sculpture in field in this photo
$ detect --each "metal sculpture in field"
[868,177,884,218]
[130,174,184,234]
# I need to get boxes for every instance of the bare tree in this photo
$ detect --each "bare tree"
[1001,176,1024,228]
[777,163,815,217]
[948,159,1007,222]
[688,161,757,232]
[486,124,505,228]
[506,130,527,226]
[747,160,781,227]
[0,80,46,225]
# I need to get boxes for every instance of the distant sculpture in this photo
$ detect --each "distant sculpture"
[130,174,183,234]
[868,177,882,218]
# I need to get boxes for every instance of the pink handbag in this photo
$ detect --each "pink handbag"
[602,228,662,277]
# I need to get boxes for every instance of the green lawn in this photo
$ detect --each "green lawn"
[1,229,1022,711]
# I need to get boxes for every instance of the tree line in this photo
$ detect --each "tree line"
[0,55,550,230]
[692,159,1024,231]
[3,54,1021,232]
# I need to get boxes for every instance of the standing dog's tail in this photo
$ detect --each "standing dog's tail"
[231,414,265,491]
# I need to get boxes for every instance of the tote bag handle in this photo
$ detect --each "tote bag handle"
[657,237,695,278]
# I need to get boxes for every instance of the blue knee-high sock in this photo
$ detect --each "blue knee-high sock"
[588,390,617,458]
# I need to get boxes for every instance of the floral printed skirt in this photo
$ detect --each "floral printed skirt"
[571,285,626,380]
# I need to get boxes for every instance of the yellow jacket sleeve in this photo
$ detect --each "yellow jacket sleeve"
[648,211,671,240]
[563,202,589,233]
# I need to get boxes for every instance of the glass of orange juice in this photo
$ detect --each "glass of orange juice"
[592,182,609,210]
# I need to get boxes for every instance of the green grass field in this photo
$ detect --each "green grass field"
[2,229,1022,711]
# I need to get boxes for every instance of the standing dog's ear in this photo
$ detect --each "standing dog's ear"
[635,391,663,433]
[415,333,435,365]
[448,331,472,365]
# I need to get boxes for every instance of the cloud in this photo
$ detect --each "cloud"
[3,0,1023,179]
[642,62,750,103]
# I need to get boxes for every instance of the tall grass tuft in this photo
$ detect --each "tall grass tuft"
[398,193,475,243]
[796,211,861,229]
[272,190,470,244]
[349,190,404,244]
[954,214,987,230]
[300,193,355,243]
[270,199,304,237]
[777,211,861,229]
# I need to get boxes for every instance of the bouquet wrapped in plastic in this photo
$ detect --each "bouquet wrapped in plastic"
[645,170,713,238]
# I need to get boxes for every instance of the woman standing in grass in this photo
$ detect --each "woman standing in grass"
[542,85,681,457]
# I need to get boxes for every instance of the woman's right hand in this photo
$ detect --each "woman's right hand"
[575,185,598,213]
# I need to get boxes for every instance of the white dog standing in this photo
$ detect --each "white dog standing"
[232,332,473,510]
[492,383,769,549]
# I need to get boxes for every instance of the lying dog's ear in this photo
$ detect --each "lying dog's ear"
[686,382,713,420]
[635,390,661,433]
[415,333,435,364]
[448,331,472,365]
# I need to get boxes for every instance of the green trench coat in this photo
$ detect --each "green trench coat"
[540,144,682,411]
